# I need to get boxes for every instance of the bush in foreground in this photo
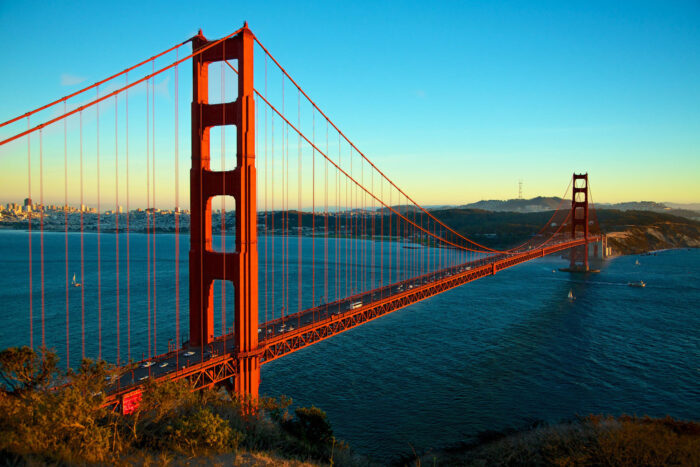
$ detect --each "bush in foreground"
[0,347,359,465]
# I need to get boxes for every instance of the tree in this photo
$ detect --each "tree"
[0,346,59,395]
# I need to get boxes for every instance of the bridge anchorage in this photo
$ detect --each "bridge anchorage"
[0,23,604,415]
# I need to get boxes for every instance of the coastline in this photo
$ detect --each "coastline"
[3,224,700,257]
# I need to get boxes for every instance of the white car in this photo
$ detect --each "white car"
[139,375,149,381]
[159,362,169,368]
[183,351,195,357]
[141,361,155,368]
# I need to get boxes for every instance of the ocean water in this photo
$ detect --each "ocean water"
[0,230,698,462]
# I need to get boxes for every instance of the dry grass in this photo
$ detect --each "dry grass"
[413,415,699,466]
[114,449,324,466]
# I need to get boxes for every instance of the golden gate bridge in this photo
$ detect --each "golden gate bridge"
[0,24,604,413]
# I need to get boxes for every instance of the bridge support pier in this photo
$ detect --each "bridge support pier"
[190,24,260,402]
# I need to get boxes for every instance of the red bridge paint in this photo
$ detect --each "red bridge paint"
[0,24,605,416]
[189,25,260,401]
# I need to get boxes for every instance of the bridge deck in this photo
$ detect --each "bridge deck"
[104,236,599,411]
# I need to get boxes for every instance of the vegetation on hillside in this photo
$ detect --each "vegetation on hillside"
[430,208,700,252]
[409,415,700,466]
[0,347,358,466]
[1,347,698,465]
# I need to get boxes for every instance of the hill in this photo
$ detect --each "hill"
[412,415,699,466]
[450,197,700,220]
[460,196,562,212]
[429,207,700,254]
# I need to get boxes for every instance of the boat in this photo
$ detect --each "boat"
[567,289,575,301]
[635,259,640,266]
[628,280,646,288]
[71,273,81,287]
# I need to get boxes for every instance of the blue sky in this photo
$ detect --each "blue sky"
[1,0,699,205]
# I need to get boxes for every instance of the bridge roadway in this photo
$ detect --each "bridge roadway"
[104,235,599,412]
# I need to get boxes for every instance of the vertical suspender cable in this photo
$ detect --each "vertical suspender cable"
[380,178,384,290]
[271,94,275,322]
[115,95,120,365]
[79,112,85,358]
[27,118,33,349]
[335,135,341,301]
[39,129,45,349]
[281,75,285,322]
[146,78,151,358]
[336,133,340,302]
[281,76,286,322]
[174,51,179,350]
[348,149,352,292]
[388,188,391,286]
[286,87,290,321]
[342,141,347,297]
[354,151,359,291]
[324,120,328,308]
[264,54,268,328]
[64,101,69,368]
[152,60,157,355]
[370,171,376,289]
[96,87,102,360]
[363,161,367,291]
[311,108,315,311]
[126,74,131,362]
[297,90,302,320]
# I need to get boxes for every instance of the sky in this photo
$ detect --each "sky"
[0,0,699,207]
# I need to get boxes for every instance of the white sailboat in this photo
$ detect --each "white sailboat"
[72,273,81,288]
[567,289,575,301]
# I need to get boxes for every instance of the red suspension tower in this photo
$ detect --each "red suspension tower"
[190,25,260,399]
[569,173,589,271]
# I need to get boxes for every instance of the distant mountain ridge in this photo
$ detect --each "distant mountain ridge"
[459,196,563,212]
[444,197,700,220]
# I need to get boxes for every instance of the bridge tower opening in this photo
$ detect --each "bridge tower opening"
[569,173,589,271]
[190,25,259,400]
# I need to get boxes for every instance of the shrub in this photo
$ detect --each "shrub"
[0,349,116,464]
[0,346,356,465]
[164,407,234,456]
[282,405,335,458]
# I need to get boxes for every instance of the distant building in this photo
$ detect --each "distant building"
[24,197,32,206]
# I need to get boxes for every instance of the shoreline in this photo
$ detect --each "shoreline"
[2,226,698,257]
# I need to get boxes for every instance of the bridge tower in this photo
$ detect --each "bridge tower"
[190,25,259,399]
[570,173,589,271]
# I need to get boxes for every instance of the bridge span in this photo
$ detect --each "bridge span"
[105,234,599,413]
[0,23,604,414]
